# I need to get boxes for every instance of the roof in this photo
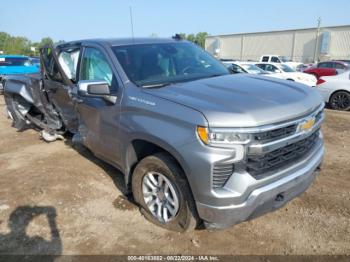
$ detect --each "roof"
[59,37,183,48]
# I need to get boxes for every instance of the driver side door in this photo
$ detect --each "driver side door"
[40,45,80,132]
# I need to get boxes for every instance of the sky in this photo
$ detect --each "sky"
[1,0,350,42]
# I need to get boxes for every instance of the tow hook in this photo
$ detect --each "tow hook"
[275,193,284,202]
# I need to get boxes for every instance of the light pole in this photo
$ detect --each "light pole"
[313,17,321,63]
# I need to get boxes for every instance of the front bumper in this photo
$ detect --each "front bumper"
[196,141,324,229]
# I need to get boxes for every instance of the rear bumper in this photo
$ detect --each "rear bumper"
[196,143,324,230]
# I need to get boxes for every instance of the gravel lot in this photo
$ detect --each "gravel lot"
[0,96,349,255]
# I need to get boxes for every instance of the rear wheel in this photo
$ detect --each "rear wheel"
[132,152,199,232]
[329,91,350,111]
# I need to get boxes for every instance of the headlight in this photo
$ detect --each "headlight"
[197,126,251,147]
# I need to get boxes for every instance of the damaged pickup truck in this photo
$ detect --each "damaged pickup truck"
[3,38,324,231]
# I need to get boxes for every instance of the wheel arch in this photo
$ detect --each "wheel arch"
[124,137,190,192]
[328,89,350,103]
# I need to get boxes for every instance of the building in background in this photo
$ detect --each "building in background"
[205,25,350,63]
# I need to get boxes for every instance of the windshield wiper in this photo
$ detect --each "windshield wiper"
[203,73,226,79]
[142,83,172,89]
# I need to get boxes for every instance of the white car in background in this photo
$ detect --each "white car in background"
[260,55,303,70]
[222,61,285,80]
[255,62,317,87]
[316,71,350,111]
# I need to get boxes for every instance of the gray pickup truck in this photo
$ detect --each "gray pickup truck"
[3,38,324,231]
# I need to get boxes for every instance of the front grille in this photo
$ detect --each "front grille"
[247,130,320,177]
[212,163,234,188]
[254,124,297,143]
[315,109,323,123]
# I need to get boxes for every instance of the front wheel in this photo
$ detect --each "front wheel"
[329,91,350,111]
[132,153,199,232]
[4,93,31,130]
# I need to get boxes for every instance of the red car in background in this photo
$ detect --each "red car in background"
[303,67,337,79]
[304,60,349,80]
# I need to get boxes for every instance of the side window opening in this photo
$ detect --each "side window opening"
[80,47,117,92]
[262,56,269,62]
[265,65,273,72]
[41,47,64,83]
[335,63,345,69]
[80,48,110,84]
[256,64,265,70]
[271,56,280,63]
[58,49,80,83]
[318,62,331,68]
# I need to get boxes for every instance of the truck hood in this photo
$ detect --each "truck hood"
[145,74,323,127]
[0,65,39,75]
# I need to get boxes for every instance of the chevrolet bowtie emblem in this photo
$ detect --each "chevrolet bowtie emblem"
[300,118,315,132]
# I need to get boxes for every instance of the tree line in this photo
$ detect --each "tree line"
[0,32,64,56]
[0,31,209,57]
[177,32,208,48]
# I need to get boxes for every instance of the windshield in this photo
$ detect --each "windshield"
[280,64,295,72]
[0,57,32,66]
[279,56,291,62]
[112,42,229,87]
[240,64,267,74]
[30,58,40,66]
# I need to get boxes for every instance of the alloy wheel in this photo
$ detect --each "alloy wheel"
[331,92,350,110]
[142,171,180,223]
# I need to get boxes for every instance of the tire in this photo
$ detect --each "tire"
[132,152,199,232]
[329,91,350,111]
[4,93,30,131]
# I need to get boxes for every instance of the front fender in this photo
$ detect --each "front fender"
[125,132,192,178]
[4,76,34,104]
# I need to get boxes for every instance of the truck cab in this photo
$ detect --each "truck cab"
[4,38,324,231]
[260,55,302,70]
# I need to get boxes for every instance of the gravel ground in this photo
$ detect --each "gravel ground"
[0,96,349,255]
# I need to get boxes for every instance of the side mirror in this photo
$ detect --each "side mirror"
[88,83,110,96]
[77,80,117,104]
[274,69,281,73]
[228,67,237,74]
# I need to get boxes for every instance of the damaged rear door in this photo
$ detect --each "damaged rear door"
[40,45,80,132]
